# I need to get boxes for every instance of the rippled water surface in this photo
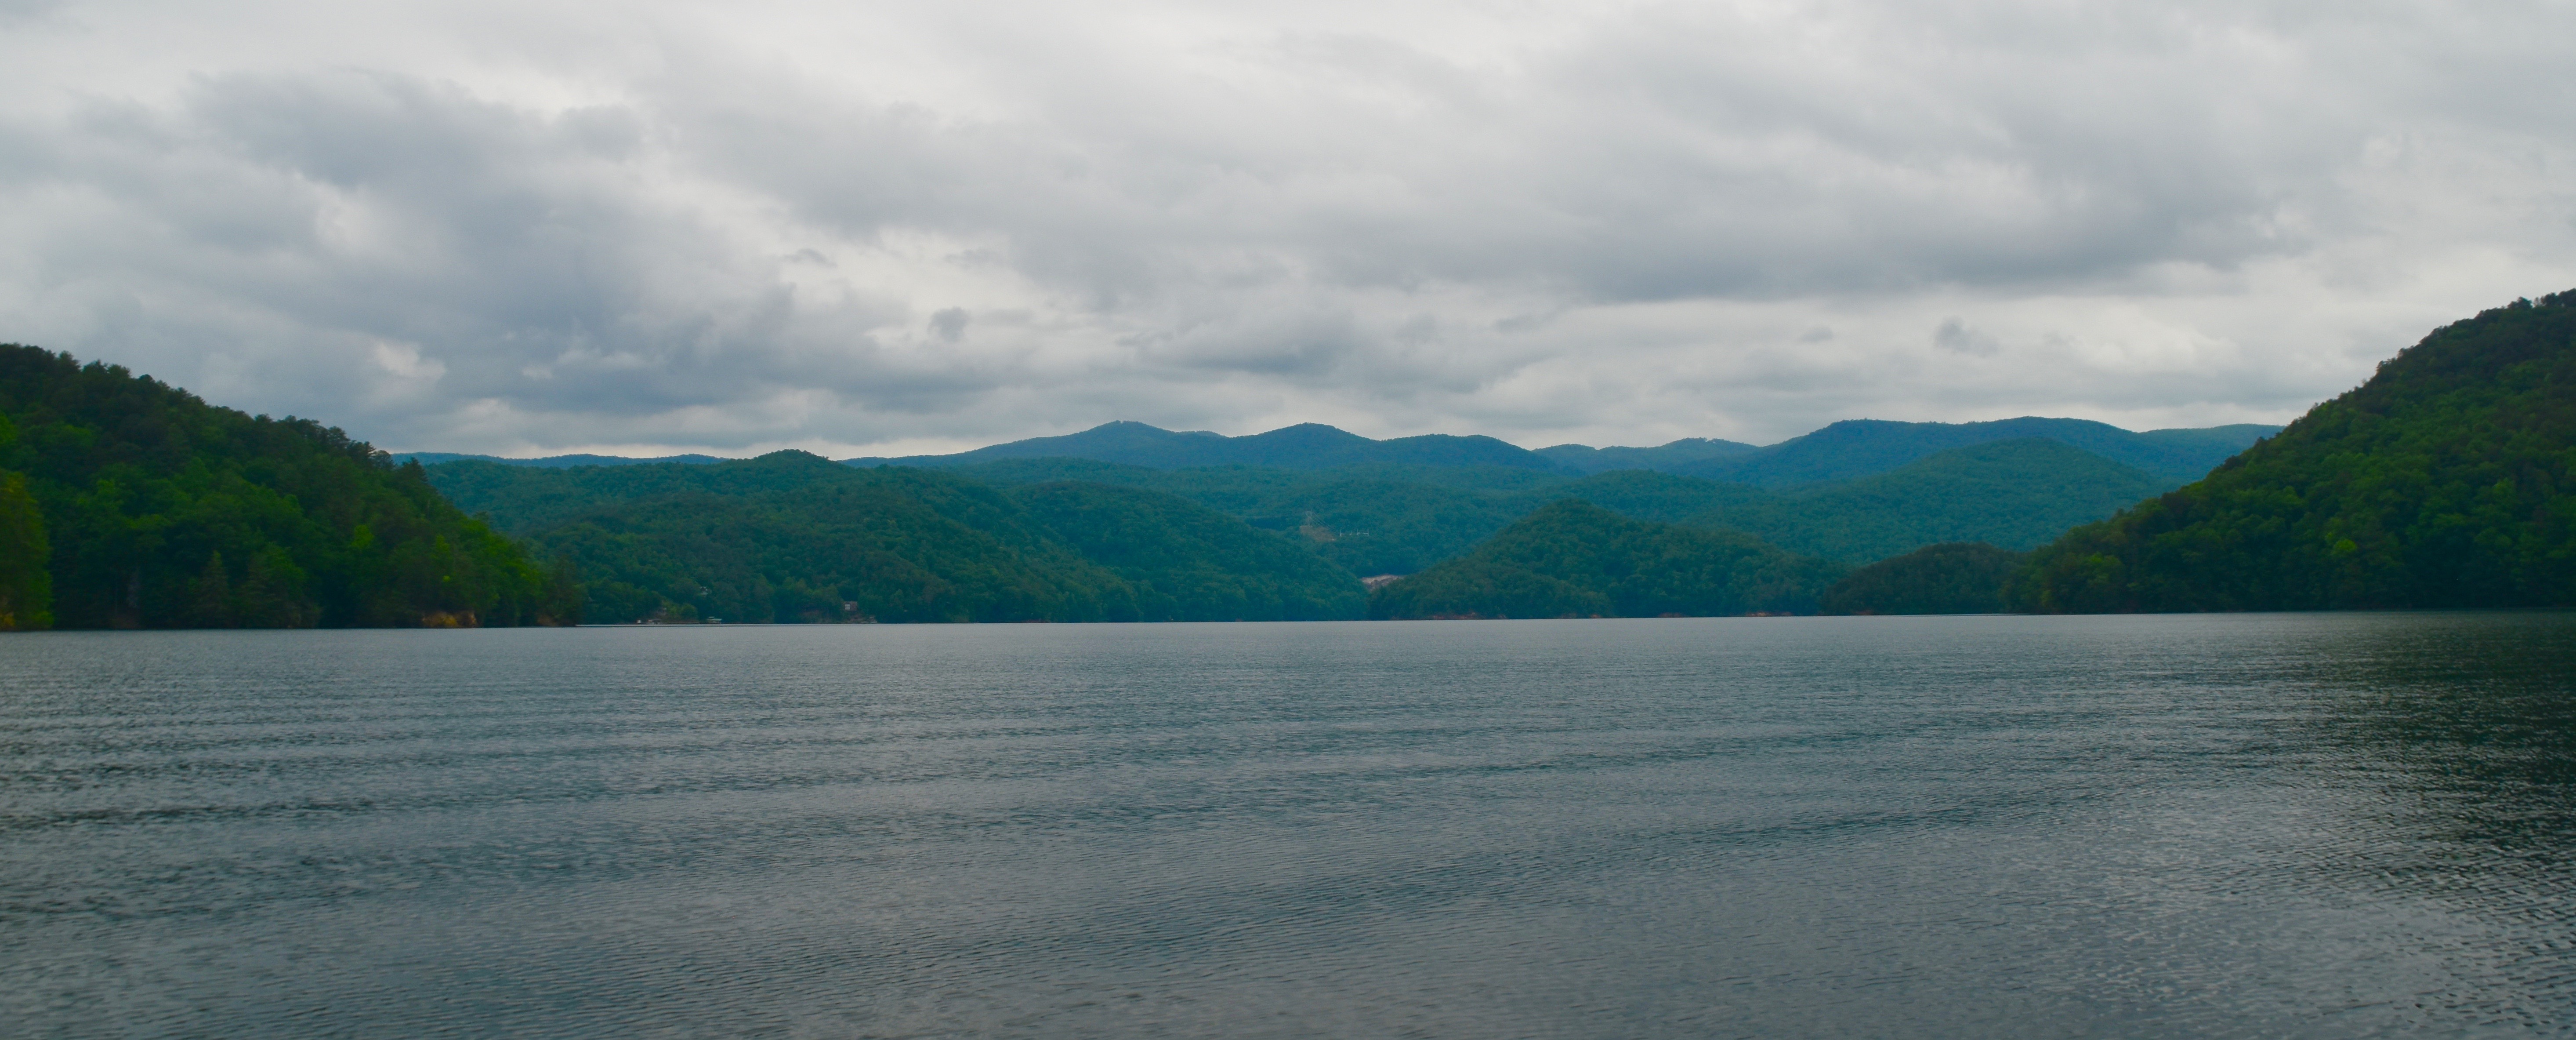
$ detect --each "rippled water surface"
[5,615,2576,1037]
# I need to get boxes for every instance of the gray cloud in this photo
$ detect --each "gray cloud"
[1933,320,2000,358]
[0,0,2572,453]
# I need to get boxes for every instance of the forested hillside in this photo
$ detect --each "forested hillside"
[1010,483,1364,621]
[439,453,1366,622]
[0,345,575,629]
[1820,543,2022,615]
[409,398,2287,624]
[1368,501,1843,619]
[1533,437,1755,473]
[2013,291,2576,612]
[1671,417,2273,485]
[1689,439,2174,562]
[924,441,2171,569]
[935,458,1554,575]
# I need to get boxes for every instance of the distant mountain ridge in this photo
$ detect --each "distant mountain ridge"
[843,420,1561,472]
[1533,438,1758,473]
[394,452,731,468]
[407,416,2280,488]
[1672,417,2279,485]
[841,417,2274,482]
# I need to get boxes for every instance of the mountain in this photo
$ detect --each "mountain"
[431,452,1366,622]
[1819,543,2023,615]
[937,458,1562,576]
[1008,483,1365,621]
[393,452,730,468]
[844,420,1564,472]
[0,345,576,629]
[1368,500,1843,619]
[2012,291,2576,613]
[1671,417,2278,486]
[533,469,1140,624]
[1688,438,2177,563]
[928,443,2169,573]
[399,417,2274,489]
[425,451,877,533]
[1534,437,1757,474]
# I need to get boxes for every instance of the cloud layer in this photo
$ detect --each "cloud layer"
[4,0,2573,453]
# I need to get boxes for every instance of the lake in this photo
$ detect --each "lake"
[4,614,2573,1037]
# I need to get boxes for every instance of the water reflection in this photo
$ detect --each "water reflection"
[2310,614,2576,843]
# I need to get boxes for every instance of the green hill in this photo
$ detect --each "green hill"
[2011,290,2576,612]
[939,458,1557,575]
[1534,437,1756,474]
[1689,439,2176,563]
[1541,469,1772,523]
[1819,543,2023,615]
[930,444,2167,575]
[434,454,1366,622]
[1673,417,2274,486]
[1368,501,1843,619]
[426,450,866,533]
[1009,483,1364,620]
[527,471,1142,624]
[0,345,576,629]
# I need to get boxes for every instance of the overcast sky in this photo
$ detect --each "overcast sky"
[3,0,2572,455]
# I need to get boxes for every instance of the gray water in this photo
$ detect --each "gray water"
[3,614,2573,1038]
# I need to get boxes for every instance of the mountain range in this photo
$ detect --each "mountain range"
[16,289,2565,628]
[407,415,2279,487]
[65,284,2576,629]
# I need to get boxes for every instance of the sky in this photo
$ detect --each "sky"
[3,1,2572,457]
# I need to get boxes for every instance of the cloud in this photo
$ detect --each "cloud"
[1933,319,2000,358]
[0,0,2572,453]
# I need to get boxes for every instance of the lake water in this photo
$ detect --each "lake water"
[3,614,2573,1037]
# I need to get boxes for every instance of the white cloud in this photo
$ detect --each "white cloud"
[0,0,2572,453]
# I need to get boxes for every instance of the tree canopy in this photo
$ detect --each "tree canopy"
[1369,500,1843,619]
[2011,291,2576,612]
[1819,543,2022,615]
[442,453,1368,623]
[0,345,576,629]
[1691,439,2175,563]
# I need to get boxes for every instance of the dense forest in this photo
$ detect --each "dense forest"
[436,453,1366,622]
[921,439,2177,570]
[2012,291,2576,612]
[0,345,576,629]
[1688,439,2172,563]
[422,417,2255,621]
[1819,543,2023,615]
[1367,501,1844,619]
